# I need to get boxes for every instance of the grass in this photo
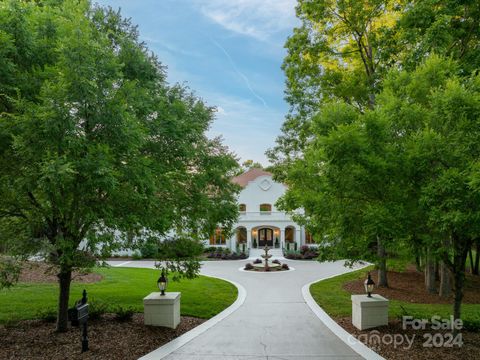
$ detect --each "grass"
[310,266,480,327]
[0,266,237,324]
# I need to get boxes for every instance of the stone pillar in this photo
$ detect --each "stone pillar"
[280,229,285,249]
[296,228,301,248]
[351,294,389,330]
[143,292,181,329]
[230,233,236,252]
[246,227,252,250]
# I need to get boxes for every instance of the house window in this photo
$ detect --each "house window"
[239,204,246,212]
[209,228,226,245]
[305,231,315,244]
[259,203,272,213]
[285,227,295,242]
[236,227,247,243]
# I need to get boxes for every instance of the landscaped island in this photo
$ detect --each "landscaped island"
[0,264,237,359]
[310,266,480,360]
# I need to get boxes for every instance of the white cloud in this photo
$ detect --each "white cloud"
[195,0,298,41]
[205,92,284,165]
[216,106,227,115]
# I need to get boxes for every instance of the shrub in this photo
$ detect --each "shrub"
[282,263,289,270]
[88,299,109,320]
[244,263,253,270]
[463,318,480,332]
[272,259,280,264]
[132,251,142,260]
[253,258,262,264]
[300,245,310,255]
[139,240,158,258]
[303,252,318,260]
[114,306,135,322]
[36,308,57,323]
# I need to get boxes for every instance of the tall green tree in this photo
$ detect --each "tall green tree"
[268,0,400,169]
[0,0,239,332]
[270,0,403,285]
[383,56,480,325]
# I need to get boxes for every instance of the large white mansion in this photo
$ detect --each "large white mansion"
[208,168,315,252]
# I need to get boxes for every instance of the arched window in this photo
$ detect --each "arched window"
[239,204,246,212]
[305,231,315,244]
[209,228,226,245]
[236,227,247,243]
[259,203,272,213]
[285,226,295,242]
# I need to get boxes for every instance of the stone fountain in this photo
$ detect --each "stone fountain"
[261,245,272,271]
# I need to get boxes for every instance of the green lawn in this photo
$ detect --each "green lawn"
[0,267,237,323]
[310,267,480,329]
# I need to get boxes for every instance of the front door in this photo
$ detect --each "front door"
[258,228,273,247]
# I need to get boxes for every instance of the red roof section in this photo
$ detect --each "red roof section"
[232,168,272,187]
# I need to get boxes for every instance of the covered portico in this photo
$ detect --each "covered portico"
[231,222,301,252]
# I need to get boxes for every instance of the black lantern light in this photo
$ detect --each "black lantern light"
[364,272,375,297]
[157,269,168,296]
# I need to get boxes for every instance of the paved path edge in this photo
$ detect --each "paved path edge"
[302,266,386,360]
[139,275,247,360]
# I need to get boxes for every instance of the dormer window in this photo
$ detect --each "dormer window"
[239,204,246,213]
[259,203,272,214]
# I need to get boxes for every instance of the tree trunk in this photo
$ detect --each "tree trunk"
[377,237,388,287]
[452,266,465,337]
[439,261,451,299]
[468,248,474,274]
[474,239,479,275]
[57,269,72,332]
[415,255,422,272]
[425,248,436,294]
[447,234,471,336]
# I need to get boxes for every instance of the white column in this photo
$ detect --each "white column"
[296,228,301,248]
[246,227,252,249]
[280,229,285,249]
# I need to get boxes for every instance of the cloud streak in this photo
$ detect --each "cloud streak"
[196,0,298,41]
[211,38,267,107]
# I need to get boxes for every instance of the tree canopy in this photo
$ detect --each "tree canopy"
[271,0,480,324]
[0,0,239,331]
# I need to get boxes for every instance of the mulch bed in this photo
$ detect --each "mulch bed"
[19,262,103,284]
[338,268,480,359]
[343,268,480,304]
[0,314,204,360]
[337,317,480,360]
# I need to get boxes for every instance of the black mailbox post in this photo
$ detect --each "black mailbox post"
[68,289,89,352]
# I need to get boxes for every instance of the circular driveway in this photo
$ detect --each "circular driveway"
[109,259,367,360]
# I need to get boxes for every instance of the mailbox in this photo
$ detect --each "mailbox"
[68,289,89,353]
[68,302,89,326]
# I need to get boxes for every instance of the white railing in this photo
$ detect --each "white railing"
[238,211,292,221]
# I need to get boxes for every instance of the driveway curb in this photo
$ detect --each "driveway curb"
[302,267,386,360]
[139,275,246,360]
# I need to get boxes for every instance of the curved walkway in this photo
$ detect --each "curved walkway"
[109,259,367,360]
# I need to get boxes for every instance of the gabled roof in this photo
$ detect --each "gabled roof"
[232,168,272,187]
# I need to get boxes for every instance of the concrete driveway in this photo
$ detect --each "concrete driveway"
[108,259,366,360]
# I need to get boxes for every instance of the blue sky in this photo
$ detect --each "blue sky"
[95,0,299,165]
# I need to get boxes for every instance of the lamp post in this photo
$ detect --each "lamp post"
[157,269,168,296]
[364,272,375,298]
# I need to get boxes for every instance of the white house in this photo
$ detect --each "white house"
[208,168,315,252]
